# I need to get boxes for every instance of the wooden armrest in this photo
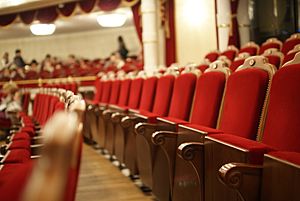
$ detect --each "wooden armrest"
[31,144,44,155]
[177,142,204,181]
[218,162,262,201]
[102,109,115,120]
[135,122,176,145]
[111,112,127,123]
[120,115,144,128]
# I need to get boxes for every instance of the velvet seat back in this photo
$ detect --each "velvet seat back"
[239,47,258,56]
[262,64,300,152]
[108,80,121,104]
[127,78,144,109]
[282,37,300,55]
[189,71,226,127]
[100,80,112,104]
[229,59,245,72]
[117,79,131,107]
[167,73,197,121]
[218,60,273,139]
[138,77,158,111]
[93,78,103,103]
[259,43,281,55]
[205,52,219,62]
[151,75,175,116]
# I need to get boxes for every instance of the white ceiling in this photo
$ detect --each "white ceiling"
[0,7,134,40]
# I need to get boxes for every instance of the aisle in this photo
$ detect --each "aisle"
[75,144,154,201]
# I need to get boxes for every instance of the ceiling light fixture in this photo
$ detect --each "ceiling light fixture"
[96,13,127,28]
[30,23,56,36]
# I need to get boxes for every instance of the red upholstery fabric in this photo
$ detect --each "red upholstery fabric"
[139,77,158,112]
[54,101,65,112]
[229,59,245,72]
[282,51,297,65]
[93,78,103,103]
[221,49,237,61]
[282,38,300,55]
[108,80,121,104]
[209,133,273,164]
[127,78,144,109]
[184,123,223,134]
[239,47,258,56]
[268,151,300,165]
[151,75,175,116]
[259,43,281,54]
[0,161,34,201]
[4,149,31,163]
[160,117,189,125]
[8,140,31,151]
[138,110,158,123]
[265,55,281,69]
[21,126,35,136]
[117,79,131,107]
[219,68,269,139]
[205,52,219,62]
[190,72,226,127]
[168,73,197,120]
[262,65,300,152]
[11,132,31,141]
[100,80,112,104]
[197,64,209,72]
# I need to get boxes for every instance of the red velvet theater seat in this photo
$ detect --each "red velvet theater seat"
[176,56,276,201]
[239,41,259,56]
[150,61,230,201]
[229,52,250,72]
[262,48,284,69]
[204,51,220,62]
[97,77,131,149]
[282,44,300,65]
[122,73,176,175]
[259,37,282,55]
[281,33,300,55]
[135,68,197,191]
[104,76,144,155]
[114,76,158,166]
[213,55,300,201]
[220,45,239,61]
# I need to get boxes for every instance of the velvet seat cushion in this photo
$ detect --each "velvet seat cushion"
[8,140,31,151]
[11,132,31,141]
[208,134,274,164]
[0,161,34,201]
[3,149,31,163]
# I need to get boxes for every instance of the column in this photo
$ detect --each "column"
[141,0,158,75]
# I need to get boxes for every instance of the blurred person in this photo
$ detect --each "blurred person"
[0,82,22,134]
[13,49,26,68]
[1,52,12,70]
[30,59,40,72]
[41,54,54,72]
[117,36,129,60]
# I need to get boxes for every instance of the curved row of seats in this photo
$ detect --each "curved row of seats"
[0,88,85,201]
[84,49,300,201]
[199,33,300,72]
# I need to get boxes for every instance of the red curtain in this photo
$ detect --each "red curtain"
[228,0,240,48]
[36,6,59,23]
[0,14,17,26]
[132,1,142,44]
[79,0,97,13]
[164,0,176,66]
[97,0,121,11]
[20,10,36,24]
[58,2,77,17]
